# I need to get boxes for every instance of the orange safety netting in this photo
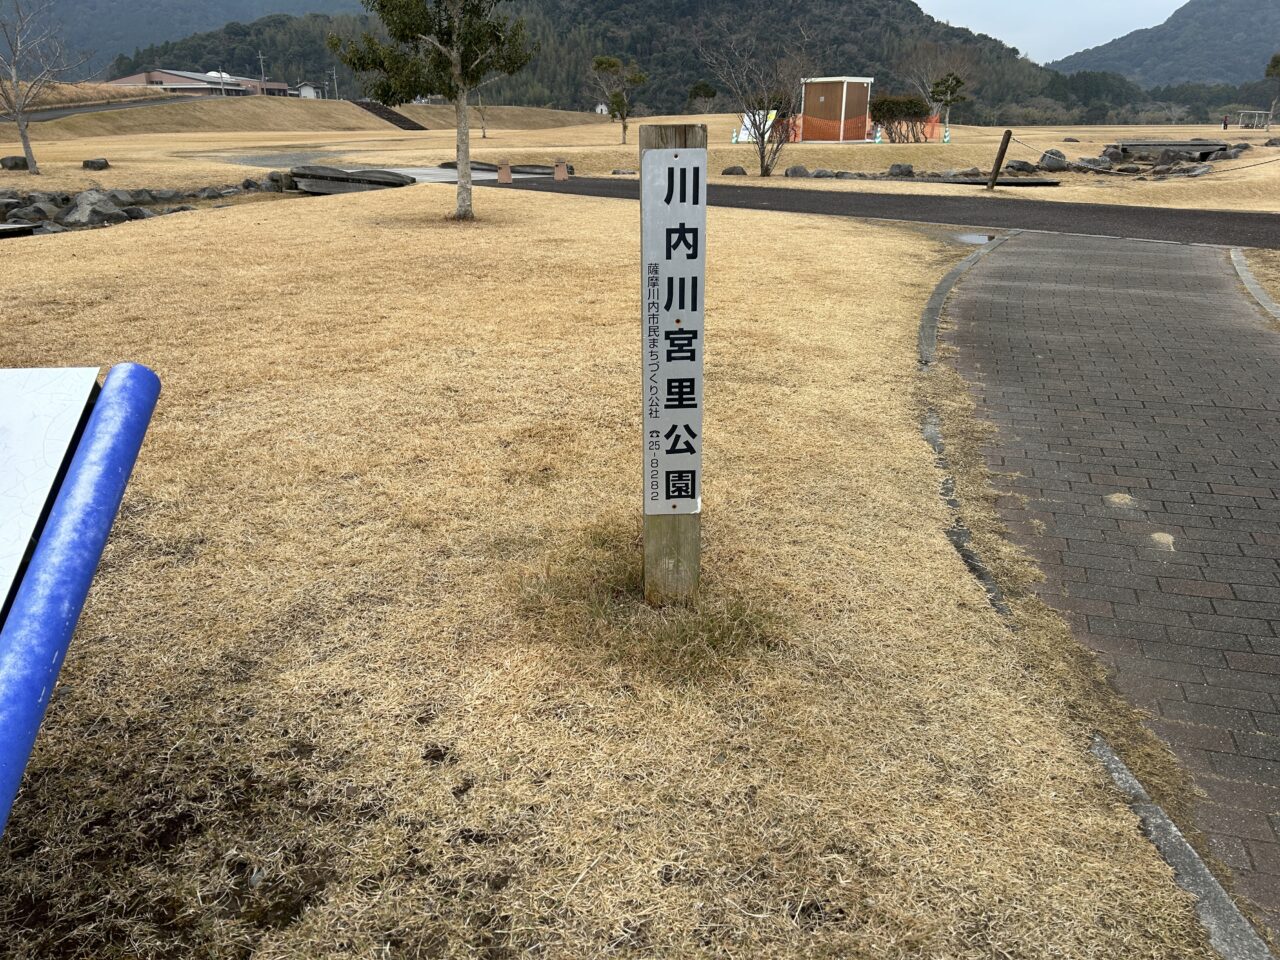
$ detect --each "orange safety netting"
[799,114,942,142]
[799,114,871,142]
[798,115,836,141]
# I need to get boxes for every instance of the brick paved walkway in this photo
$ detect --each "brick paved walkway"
[946,232,1280,938]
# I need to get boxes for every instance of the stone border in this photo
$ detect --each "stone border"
[917,232,1024,617]
[1091,737,1275,960]
[1231,248,1280,324]
[919,231,1020,365]
[921,411,1011,617]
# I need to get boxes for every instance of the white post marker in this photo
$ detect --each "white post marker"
[640,124,707,604]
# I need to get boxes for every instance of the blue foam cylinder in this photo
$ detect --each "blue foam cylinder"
[0,363,161,835]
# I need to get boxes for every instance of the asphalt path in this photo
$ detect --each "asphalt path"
[492,176,1280,249]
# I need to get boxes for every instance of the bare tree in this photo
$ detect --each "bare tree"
[469,74,507,140]
[689,93,718,115]
[897,41,976,119]
[697,25,811,177]
[1267,52,1279,130]
[0,0,87,175]
[687,80,718,115]
[590,55,645,145]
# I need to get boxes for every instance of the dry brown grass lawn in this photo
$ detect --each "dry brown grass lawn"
[24,81,171,109]
[0,185,1215,957]
[26,96,398,140]
[5,103,1278,212]
[309,116,1280,214]
[0,130,437,192]
[0,101,604,192]
[398,104,609,129]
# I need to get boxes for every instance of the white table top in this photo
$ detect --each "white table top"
[0,367,101,611]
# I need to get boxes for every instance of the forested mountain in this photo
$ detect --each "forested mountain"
[109,14,375,91]
[1050,0,1280,87]
[491,0,1045,114]
[108,0,1050,115]
[102,3,1275,122]
[55,0,363,74]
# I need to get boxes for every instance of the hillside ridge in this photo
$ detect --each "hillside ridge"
[1049,0,1280,87]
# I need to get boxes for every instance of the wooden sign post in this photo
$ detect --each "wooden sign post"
[987,129,1012,191]
[640,124,707,605]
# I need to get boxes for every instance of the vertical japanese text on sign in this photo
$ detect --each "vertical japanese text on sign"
[641,148,707,516]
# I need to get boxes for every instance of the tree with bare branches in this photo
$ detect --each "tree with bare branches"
[1267,52,1279,130]
[897,41,976,124]
[589,55,645,145]
[474,88,489,138]
[0,0,87,175]
[929,72,966,135]
[687,80,718,115]
[697,26,811,177]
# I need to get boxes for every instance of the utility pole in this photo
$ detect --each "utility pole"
[257,50,268,95]
[330,66,340,101]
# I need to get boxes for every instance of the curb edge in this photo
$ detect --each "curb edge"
[919,231,1019,365]
[1091,737,1275,960]
[1230,248,1280,324]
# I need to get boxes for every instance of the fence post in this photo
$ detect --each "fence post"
[987,129,1013,191]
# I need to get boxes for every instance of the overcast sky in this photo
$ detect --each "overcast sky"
[917,0,1185,63]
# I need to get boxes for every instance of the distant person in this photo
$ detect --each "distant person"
[1223,115,1230,130]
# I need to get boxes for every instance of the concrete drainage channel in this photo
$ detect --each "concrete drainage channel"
[917,231,1276,960]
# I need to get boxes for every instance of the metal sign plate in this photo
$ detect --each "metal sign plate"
[642,147,707,516]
